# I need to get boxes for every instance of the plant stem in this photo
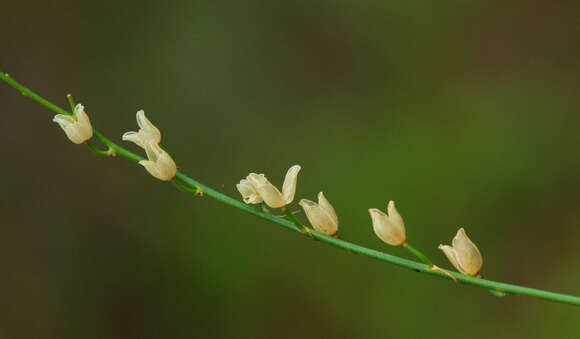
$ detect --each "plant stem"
[282,207,309,234]
[404,243,433,267]
[66,94,77,112]
[3,73,579,307]
[173,179,202,195]
[1,73,70,116]
[85,140,114,157]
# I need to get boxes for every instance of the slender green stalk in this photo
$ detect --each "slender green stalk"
[404,243,433,267]
[66,94,77,112]
[93,130,142,162]
[282,208,310,234]
[1,73,69,116]
[173,179,202,195]
[2,72,579,307]
[85,140,114,157]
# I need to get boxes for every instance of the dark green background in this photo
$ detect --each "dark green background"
[1,1,579,338]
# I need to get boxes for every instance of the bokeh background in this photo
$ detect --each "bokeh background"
[1,1,579,338]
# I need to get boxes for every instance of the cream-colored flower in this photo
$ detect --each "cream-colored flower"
[438,228,483,277]
[237,165,301,208]
[299,192,338,236]
[52,104,93,144]
[236,177,264,204]
[122,110,161,148]
[369,201,406,246]
[138,141,177,181]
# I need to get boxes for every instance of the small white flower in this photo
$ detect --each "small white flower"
[139,141,177,181]
[52,104,93,144]
[237,165,301,208]
[438,228,483,277]
[122,110,161,148]
[369,201,406,246]
[299,192,338,236]
[236,177,264,204]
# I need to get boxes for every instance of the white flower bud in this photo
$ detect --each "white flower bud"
[138,141,177,181]
[122,110,161,148]
[369,200,406,246]
[52,104,93,144]
[299,192,338,236]
[438,228,483,277]
[236,165,301,208]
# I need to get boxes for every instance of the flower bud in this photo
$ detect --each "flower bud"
[52,103,93,144]
[237,165,301,208]
[438,228,482,277]
[299,192,338,236]
[369,201,406,246]
[122,110,161,148]
[138,141,177,181]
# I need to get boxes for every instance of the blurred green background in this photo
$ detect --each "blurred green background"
[1,1,579,338]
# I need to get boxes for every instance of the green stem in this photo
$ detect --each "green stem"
[85,140,114,157]
[93,130,143,162]
[283,207,309,235]
[66,94,76,112]
[1,73,70,116]
[404,243,433,267]
[3,73,580,307]
[173,179,202,195]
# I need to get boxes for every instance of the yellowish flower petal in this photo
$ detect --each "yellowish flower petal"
[238,166,301,208]
[236,179,263,204]
[282,165,301,204]
[139,142,177,181]
[439,228,483,276]
[122,110,161,148]
[438,245,462,272]
[317,192,338,226]
[369,208,405,245]
[52,104,93,144]
[299,194,338,236]
[452,228,483,276]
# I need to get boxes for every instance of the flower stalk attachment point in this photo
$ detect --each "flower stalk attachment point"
[174,179,203,196]
[403,243,433,267]
[282,207,312,236]
[85,140,116,157]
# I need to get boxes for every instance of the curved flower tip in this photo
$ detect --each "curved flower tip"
[236,165,301,208]
[52,103,93,144]
[299,192,338,236]
[438,228,482,277]
[138,141,177,181]
[368,200,406,246]
[122,110,161,148]
[282,165,301,204]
